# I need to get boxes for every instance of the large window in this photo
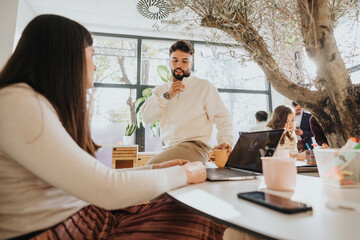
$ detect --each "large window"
[141,39,174,85]
[89,88,136,145]
[93,36,137,85]
[194,44,268,90]
[90,33,271,152]
[219,93,270,132]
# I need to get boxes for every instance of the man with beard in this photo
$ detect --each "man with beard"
[141,40,234,164]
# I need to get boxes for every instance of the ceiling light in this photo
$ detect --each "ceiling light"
[136,0,170,20]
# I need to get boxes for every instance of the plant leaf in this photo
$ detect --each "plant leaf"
[157,65,170,82]
[131,124,137,135]
[142,88,153,98]
[125,123,130,136]
[135,97,145,113]
[136,112,144,128]
[150,120,160,137]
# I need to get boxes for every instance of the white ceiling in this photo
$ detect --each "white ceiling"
[24,0,183,38]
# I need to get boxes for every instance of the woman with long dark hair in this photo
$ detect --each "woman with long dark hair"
[0,15,225,239]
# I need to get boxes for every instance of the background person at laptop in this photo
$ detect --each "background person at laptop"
[266,105,306,160]
[249,110,269,132]
[141,40,234,164]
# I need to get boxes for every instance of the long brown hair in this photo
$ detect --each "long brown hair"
[267,105,294,144]
[0,14,99,156]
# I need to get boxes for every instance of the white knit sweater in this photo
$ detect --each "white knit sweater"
[0,83,187,239]
[140,75,234,148]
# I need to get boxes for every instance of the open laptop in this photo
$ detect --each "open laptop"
[207,129,284,181]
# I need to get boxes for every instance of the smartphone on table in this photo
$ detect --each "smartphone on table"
[237,191,312,214]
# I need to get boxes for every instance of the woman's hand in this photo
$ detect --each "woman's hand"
[181,161,206,184]
[152,159,189,169]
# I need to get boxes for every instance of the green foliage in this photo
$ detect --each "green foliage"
[125,123,137,136]
[135,97,145,113]
[157,65,171,82]
[134,64,170,137]
[150,120,160,136]
[135,87,160,137]
[135,86,156,114]
[135,87,153,130]
[142,88,153,98]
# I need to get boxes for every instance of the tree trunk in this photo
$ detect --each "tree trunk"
[117,57,136,124]
[297,0,360,147]
[127,96,136,124]
[117,57,132,85]
[142,59,150,85]
[87,88,97,123]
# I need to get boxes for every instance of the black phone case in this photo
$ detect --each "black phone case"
[237,191,312,214]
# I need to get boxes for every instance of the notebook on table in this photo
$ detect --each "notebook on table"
[206,129,285,181]
[295,161,318,172]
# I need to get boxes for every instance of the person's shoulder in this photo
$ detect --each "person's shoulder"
[310,115,315,123]
[249,123,271,132]
[188,75,210,84]
[0,83,54,113]
[258,121,268,126]
[303,111,312,117]
[0,83,37,99]
[189,76,217,91]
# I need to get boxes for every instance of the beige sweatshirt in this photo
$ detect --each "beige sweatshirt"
[0,83,187,239]
[140,75,234,148]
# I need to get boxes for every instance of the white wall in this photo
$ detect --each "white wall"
[0,0,19,70]
[14,0,36,45]
[0,0,35,70]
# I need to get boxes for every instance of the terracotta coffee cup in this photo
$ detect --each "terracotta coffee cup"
[208,149,228,168]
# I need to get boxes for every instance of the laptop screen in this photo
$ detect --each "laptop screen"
[225,129,284,173]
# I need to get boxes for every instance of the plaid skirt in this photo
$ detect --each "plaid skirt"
[28,196,226,240]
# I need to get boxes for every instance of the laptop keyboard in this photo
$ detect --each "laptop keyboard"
[207,168,255,178]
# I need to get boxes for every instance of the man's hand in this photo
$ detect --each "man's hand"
[153,159,189,169]
[181,161,206,184]
[295,128,303,136]
[214,143,232,155]
[167,80,185,99]
[321,143,329,148]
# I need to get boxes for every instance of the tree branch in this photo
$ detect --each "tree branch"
[117,57,131,84]
[201,13,326,106]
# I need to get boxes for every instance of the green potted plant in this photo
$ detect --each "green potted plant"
[135,65,170,137]
[123,123,137,145]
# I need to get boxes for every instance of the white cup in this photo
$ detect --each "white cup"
[261,157,297,191]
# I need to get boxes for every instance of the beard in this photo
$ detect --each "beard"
[172,68,191,81]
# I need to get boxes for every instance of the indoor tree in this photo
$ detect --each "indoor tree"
[166,0,360,147]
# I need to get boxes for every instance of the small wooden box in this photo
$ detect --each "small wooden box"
[136,152,158,167]
[112,145,138,169]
